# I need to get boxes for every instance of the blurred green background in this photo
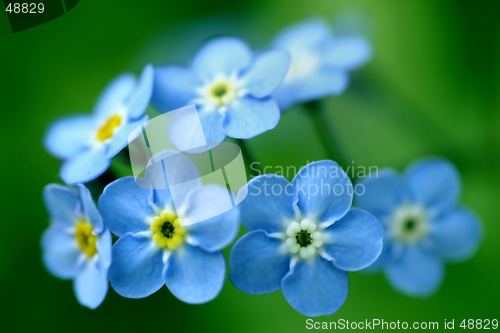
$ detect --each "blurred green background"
[1,0,499,331]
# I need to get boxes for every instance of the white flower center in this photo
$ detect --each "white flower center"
[284,49,320,84]
[285,218,324,259]
[195,74,244,112]
[389,205,429,243]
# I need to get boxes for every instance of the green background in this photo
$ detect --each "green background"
[1,0,499,331]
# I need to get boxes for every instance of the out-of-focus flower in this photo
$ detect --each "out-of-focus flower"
[229,160,383,316]
[99,152,239,303]
[356,158,483,297]
[41,184,112,309]
[272,17,371,110]
[152,37,290,146]
[44,65,153,184]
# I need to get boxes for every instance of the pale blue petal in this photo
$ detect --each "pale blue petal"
[169,108,226,152]
[229,231,290,294]
[355,169,404,220]
[164,245,225,304]
[96,227,112,276]
[282,257,348,317]
[292,160,352,224]
[108,234,164,298]
[323,208,384,271]
[324,37,372,70]
[242,50,290,98]
[405,158,461,214]
[98,177,155,237]
[60,146,110,185]
[237,175,296,233]
[152,66,200,112]
[41,225,81,279]
[222,97,280,139]
[184,186,239,251]
[273,18,331,50]
[106,115,149,159]
[430,208,483,261]
[126,64,154,119]
[73,259,109,309]
[149,150,201,208]
[192,37,252,78]
[94,74,135,119]
[43,114,95,159]
[362,240,393,274]
[386,245,444,297]
[43,184,79,226]
[76,184,103,233]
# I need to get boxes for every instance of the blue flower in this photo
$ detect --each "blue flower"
[271,18,372,110]
[44,65,154,184]
[356,158,483,297]
[41,184,112,309]
[152,37,290,148]
[229,160,383,316]
[98,152,239,303]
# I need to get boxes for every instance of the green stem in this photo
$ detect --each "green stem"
[237,139,262,176]
[304,101,350,171]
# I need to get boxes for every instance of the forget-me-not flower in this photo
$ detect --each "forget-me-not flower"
[152,37,290,148]
[271,17,371,110]
[41,184,112,309]
[229,160,383,316]
[356,158,483,297]
[44,65,153,184]
[99,152,239,303]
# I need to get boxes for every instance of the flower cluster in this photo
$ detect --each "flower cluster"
[40,16,482,318]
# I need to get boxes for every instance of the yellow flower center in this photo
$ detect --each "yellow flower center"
[75,221,97,257]
[151,210,186,250]
[206,80,238,108]
[96,114,122,142]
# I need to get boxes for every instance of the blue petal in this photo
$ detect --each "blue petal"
[242,50,290,98]
[355,169,404,220]
[229,231,290,294]
[222,97,280,139]
[405,158,461,214]
[282,257,348,317]
[41,225,81,279]
[43,184,79,227]
[236,175,296,233]
[362,240,393,274]
[192,37,252,78]
[292,160,353,225]
[99,177,155,237]
[94,74,136,120]
[108,234,164,298]
[152,66,200,112]
[147,150,201,208]
[182,185,234,226]
[73,259,109,309]
[323,208,384,271]
[43,114,95,159]
[273,18,331,50]
[324,37,372,70]
[76,184,103,233]
[185,207,239,252]
[96,227,112,277]
[164,244,225,304]
[169,107,226,152]
[430,208,483,261]
[386,245,444,297]
[106,115,149,160]
[126,64,154,119]
[60,146,110,185]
